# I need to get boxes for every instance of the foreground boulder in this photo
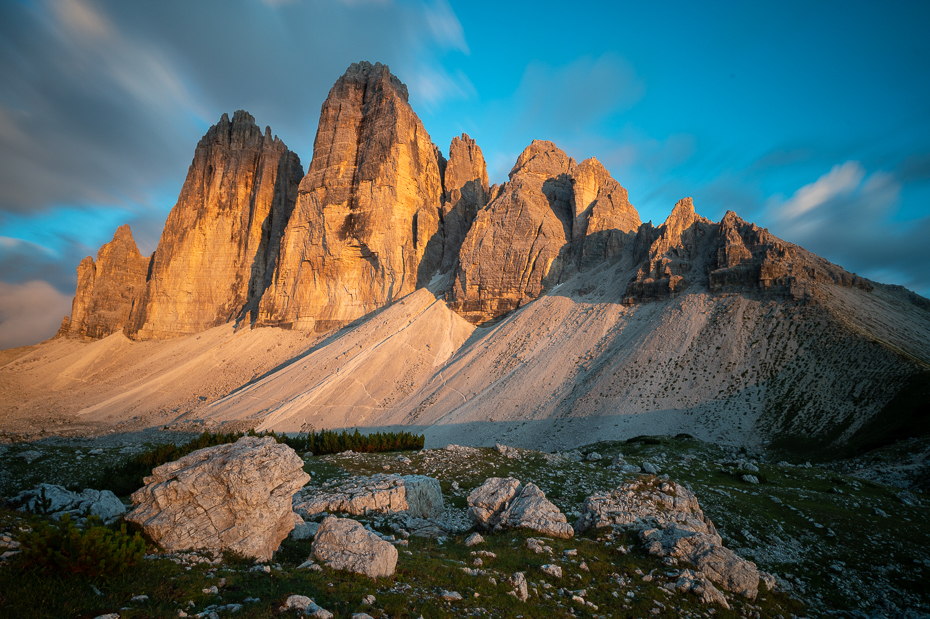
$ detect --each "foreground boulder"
[126,436,309,561]
[467,477,572,538]
[311,516,397,578]
[576,478,765,599]
[8,483,125,522]
[293,473,443,519]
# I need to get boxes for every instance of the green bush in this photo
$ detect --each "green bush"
[15,514,146,578]
[267,427,425,455]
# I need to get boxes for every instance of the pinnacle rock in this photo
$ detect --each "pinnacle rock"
[125,111,302,339]
[61,225,149,340]
[257,62,445,332]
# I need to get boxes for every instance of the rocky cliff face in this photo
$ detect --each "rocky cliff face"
[439,134,489,274]
[126,111,302,340]
[448,140,576,324]
[257,62,446,332]
[449,141,641,324]
[59,225,150,339]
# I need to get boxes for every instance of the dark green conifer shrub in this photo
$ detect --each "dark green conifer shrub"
[15,514,145,577]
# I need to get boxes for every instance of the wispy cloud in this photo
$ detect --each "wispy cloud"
[512,54,645,135]
[423,0,469,54]
[0,280,72,349]
[767,161,930,295]
[779,161,865,220]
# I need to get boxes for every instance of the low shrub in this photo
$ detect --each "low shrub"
[267,428,425,455]
[15,514,146,578]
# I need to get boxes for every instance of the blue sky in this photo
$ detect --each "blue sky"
[1,0,929,348]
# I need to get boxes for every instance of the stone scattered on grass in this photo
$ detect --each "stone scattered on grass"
[8,483,126,523]
[467,477,573,538]
[312,517,398,578]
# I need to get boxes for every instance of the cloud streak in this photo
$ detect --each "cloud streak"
[769,161,930,294]
[0,280,73,349]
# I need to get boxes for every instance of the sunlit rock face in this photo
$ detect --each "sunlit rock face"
[59,225,150,340]
[570,157,641,270]
[448,141,641,324]
[439,133,490,274]
[126,111,302,340]
[257,62,446,332]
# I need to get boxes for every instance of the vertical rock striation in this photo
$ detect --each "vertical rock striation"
[439,133,489,274]
[257,62,446,332]
[59,225,150,339]
[449,141,641,324]
[126,111,302,340]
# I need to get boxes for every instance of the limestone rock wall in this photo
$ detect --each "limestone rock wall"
[126,111,302,340]
[448,140,576,324]
[439,133,489,274]
[60,225,150,339]
[449,141,641,324]
[257,62,446,332]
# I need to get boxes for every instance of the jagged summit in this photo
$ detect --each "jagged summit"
[58,224,149,340]
[124,110,303,339]
[255,61,445,332]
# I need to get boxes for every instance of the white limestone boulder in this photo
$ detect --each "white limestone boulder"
[126,436,309,562]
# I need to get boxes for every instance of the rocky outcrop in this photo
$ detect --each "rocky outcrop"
[623,199,873,304]
[126,111,302,339]
[708,210,873,298]
[449,143,641,324]
[439,134,489,274]
[7,483,125,523]
[311,516,398,578]
[293,473,443,519]
[59,225,150,339]
[571,157,640,269]
[467,477,573,538]
[257,62,445,332]
[126,436,309,561]
[623,197,711,303]
[575,478,764,599]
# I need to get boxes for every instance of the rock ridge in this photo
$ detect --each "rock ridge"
[58,225,150,340]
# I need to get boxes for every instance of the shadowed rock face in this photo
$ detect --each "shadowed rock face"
[623,198,872,304]
[126,110,302,340]
[449,141,641,324]
[257,62,446,332]
[59,225,150,340]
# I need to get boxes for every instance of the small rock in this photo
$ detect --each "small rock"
[441,590,463,601]
[130,595,148,603]
[202,586,218,594]
[741,474,760,484]
[540,564,562,578]
[586,452,602,462]
[642,461,660,475]
[362,595,376,605]
[464,532,484,547]
[509,572,529,601]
